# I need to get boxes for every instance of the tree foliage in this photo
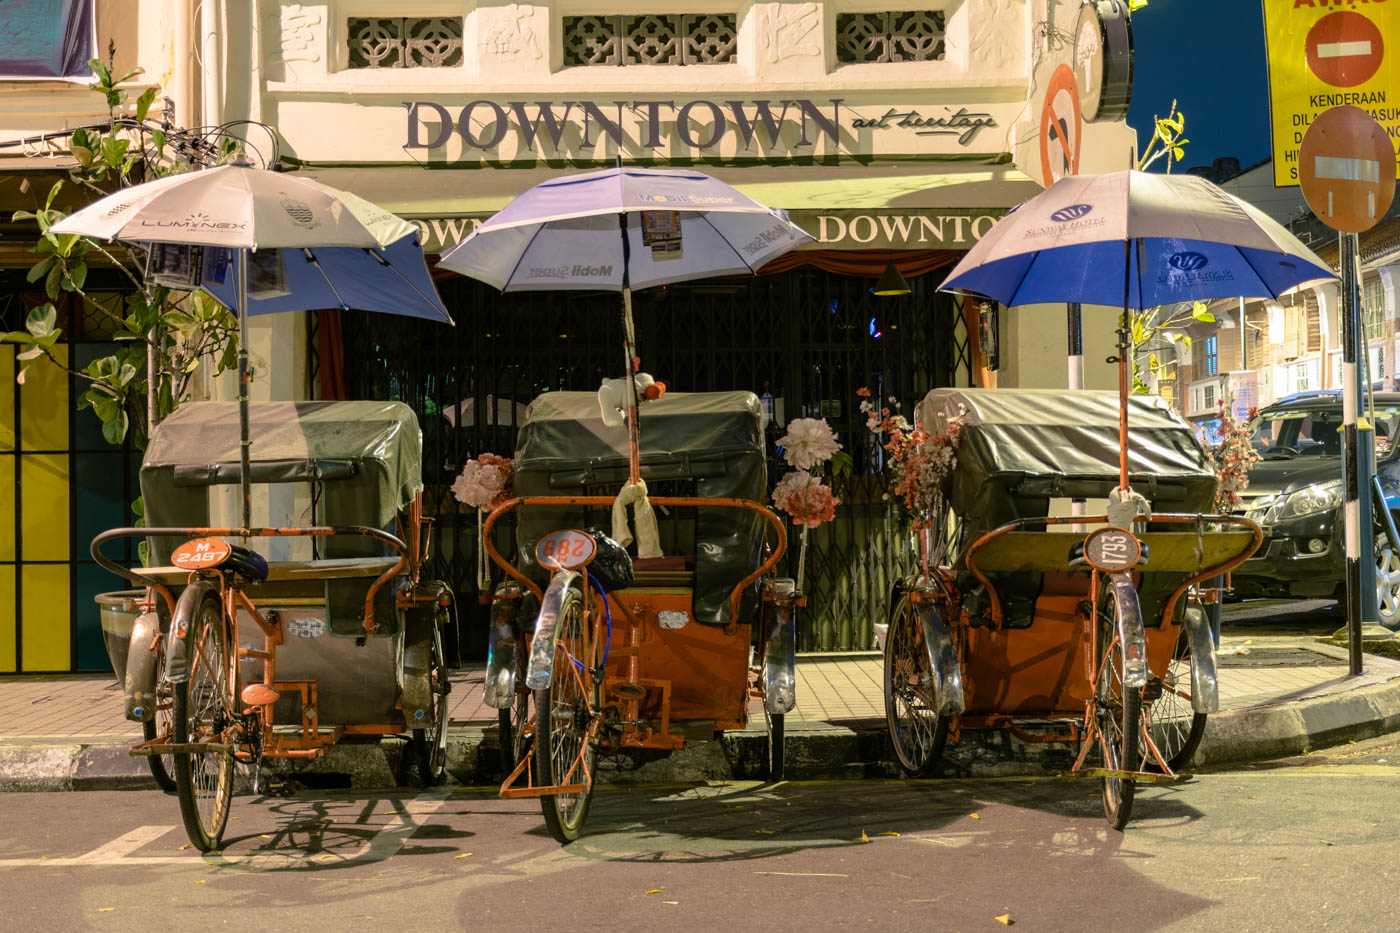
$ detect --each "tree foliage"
[1,50,238,449]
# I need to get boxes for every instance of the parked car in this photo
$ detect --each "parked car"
[1229,390,1400,629]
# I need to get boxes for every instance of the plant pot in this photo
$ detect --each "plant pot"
[95,590,145,684]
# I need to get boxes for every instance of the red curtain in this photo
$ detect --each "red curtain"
[317,309,348,400]
[753,248,963,280]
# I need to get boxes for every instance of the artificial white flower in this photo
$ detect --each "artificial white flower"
[777,417,841,470]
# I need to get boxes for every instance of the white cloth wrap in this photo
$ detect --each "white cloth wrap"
[1106,486,1151,529]
[611,478,662,559]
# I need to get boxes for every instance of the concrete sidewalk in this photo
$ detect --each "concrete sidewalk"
[4,626,1400,791]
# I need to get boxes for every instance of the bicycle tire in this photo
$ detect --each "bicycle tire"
[172,588,235,852]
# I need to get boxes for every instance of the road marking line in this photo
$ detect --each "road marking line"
[70,825,179,863]
[0,788,458,869]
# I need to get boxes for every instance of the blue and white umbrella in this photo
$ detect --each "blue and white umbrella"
[52,160,453,526]
[941,169,1335,309]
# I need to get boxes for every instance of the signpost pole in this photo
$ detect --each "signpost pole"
[1340,230,1374,675]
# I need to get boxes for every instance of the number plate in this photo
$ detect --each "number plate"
[171,537,232,570]
[535,529,596,571]
[1083,527,1141,572]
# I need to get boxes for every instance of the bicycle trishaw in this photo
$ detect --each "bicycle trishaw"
[883,388,1261,829]
[91,401,455,851]
[480,390,797,842]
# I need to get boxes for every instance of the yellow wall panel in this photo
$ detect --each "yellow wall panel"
[0,345,13,451]
[20,454,70,562]
[0,455,12,562]
[19,344,68,451]
[21,564,69,671]
[0,565,13,672]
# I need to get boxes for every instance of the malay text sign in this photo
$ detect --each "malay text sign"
[1263,0,1400,187]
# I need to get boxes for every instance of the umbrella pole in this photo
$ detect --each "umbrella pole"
[618,213,641,486]
[238,249,253,532]
[1117,239,1132,492]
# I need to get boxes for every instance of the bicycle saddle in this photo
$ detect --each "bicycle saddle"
[224,545,269,583]
[1066,540,1149,568]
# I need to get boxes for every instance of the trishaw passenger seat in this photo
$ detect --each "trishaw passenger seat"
[1066,539,1149,568]
[225,545,269,584]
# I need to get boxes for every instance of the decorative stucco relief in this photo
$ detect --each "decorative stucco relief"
[967,0,1022,70]
[481,4,543,60]
[758,4,821,63]
[275,3,324,80]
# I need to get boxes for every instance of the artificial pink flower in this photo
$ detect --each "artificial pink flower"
[452,453,515,509]
[773,470,840,528]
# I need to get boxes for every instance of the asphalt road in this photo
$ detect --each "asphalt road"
[3,733,1398,932]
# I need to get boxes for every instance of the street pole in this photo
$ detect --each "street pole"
[1340,230,1377,675]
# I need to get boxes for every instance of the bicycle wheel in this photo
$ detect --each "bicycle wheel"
[1094,586,1141,830]
[883,594,948,776]
[413,620,452,786]
[534,582,598,843]
[173,589,236,852]
[144,642,176,792]
[1146,630,1206,772]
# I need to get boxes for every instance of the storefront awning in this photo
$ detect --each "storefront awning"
[298,163,1042,253]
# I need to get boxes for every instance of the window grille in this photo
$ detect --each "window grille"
[1364,279,1386,342]
[1306,306,1321,353]
[563,14,737,66]
[836,11,946,63]
[347,17,464,68]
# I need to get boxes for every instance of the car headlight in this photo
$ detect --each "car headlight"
[1268,479,1344,522]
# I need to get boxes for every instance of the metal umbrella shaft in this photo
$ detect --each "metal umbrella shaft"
[237,249,252,531]
[618,211,641,486]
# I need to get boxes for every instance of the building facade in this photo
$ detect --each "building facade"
[2,0,1140,668]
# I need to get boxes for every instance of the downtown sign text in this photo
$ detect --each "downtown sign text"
[403,97,1006,161]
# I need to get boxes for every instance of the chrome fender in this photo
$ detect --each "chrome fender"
[762,580,797,715]
[165,579,219,684]
[525,571,580,691]
[1181,604,1219,714]
[918,601,965,717]
[123,610,163,722]
[1107,573,1149,690]
[484,583,523,709]
[400,609,434,728]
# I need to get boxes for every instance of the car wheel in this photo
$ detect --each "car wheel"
[1376,533,1400,631]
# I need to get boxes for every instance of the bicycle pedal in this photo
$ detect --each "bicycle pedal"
[1140,674,1163,702]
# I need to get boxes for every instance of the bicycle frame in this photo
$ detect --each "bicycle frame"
[485,495,787,799]
[91,496,449,764]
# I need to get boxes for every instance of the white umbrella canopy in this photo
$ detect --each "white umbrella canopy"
[438,165,814,489]
[437,166,813,291]
[52,161,417,249]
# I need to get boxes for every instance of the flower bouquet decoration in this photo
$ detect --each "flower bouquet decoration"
[773,418,847,593]
[1205,396,1260,515]
[452,453,515,591]
[858,387,964,584]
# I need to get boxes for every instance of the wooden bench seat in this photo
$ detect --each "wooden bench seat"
[139,556,402,586]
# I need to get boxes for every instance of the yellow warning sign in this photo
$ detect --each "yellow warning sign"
[1263,0,1400,187]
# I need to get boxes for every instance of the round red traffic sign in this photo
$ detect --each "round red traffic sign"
[1305,11,1384,88]
[1298,105,1396,234]
[1039,64,1083,187]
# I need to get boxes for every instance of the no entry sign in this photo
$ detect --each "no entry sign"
[1299,105,1396,234]
[1305,12,1384,88]
[1039,64,1082,187]
[1264,0,1400,188]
